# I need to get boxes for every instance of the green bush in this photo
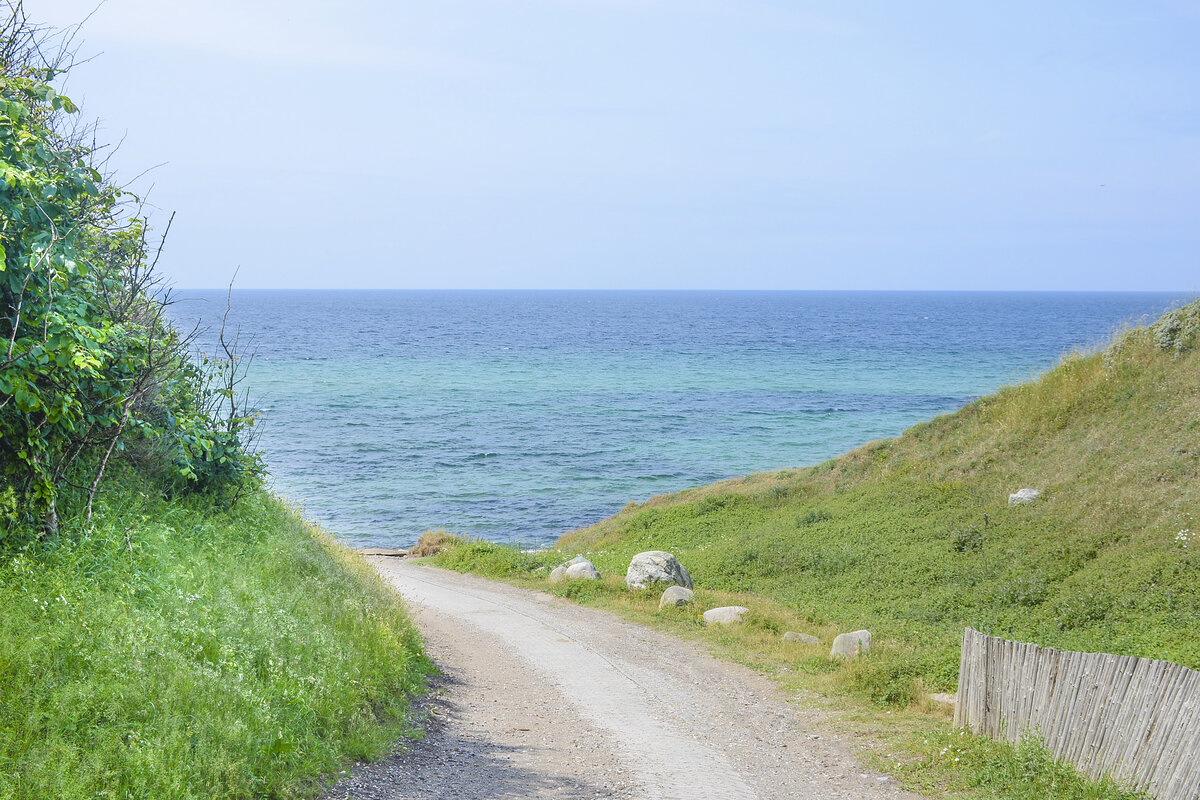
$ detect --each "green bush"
[1,14,261,540]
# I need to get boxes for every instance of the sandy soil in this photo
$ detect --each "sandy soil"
[323,559,927,800]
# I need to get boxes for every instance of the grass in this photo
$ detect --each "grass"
[427,299,1200,800]
[0,486,431,800]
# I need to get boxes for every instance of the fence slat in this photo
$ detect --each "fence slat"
[955,628,972,729]
[956,628,1200,800]
[1158,671,1200,799]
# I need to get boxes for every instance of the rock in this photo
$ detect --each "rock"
[550,555,598,583]
[564,560,601,580]
[626,551,693,590]
[1009,488,1041,505]
[658,586,694,610]
[830,630,871,658]
[929,692,956,707]
[782,631,820,646]
[702,606,749,626]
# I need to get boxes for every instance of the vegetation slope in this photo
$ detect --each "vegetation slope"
[0,486,428,800]
[1,10,429,799]
[555,299,1200,702]
[432,300,1200,799]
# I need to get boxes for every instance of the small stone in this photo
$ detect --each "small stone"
[658,586,694,610]
[1009,488,1041,505]
[564,561,601,580]
[625,551,693,590]
[550,555,599,582]
[782,631,820,646]
[830,629,871,658]
[702,606,749,626]
[929,692,956,707]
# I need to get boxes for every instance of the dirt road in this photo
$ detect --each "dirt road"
[324,559,925,800]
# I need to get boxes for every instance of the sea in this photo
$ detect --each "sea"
[168,291,1194,549]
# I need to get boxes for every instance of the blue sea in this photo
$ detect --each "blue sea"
[169,291,1193,549]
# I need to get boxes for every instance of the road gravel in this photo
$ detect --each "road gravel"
[324,558,928,800]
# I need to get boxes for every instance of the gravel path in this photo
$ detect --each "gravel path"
[324,559,927,800]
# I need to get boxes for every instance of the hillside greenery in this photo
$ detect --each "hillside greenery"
[2,7,258,539]
[0,487,429,800]
[431,299,1200,799]
[1,9,429,799]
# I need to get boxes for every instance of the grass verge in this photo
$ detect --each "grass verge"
[430,540,1147,800]
[0,488,431,800]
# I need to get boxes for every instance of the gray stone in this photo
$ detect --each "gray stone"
[702,606,749,626]
[626,551,693,590]
[830,629,872,658]
[1009,488,1041,505]
[658,586,694,610]
[564,560,601,580]
[782,631,821,646]
[550,555,596,583]
[929,692,956,707]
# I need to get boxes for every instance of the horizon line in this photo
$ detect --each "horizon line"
[172,287,1200,294]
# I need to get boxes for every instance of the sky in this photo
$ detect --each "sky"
[28,1,1200,290]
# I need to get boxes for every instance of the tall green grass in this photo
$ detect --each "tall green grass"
[0,489,430,800]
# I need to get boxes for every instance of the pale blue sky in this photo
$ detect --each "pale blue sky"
[36,1,1200,290]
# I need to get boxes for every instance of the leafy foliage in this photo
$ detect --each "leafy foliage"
[1,13,261,542]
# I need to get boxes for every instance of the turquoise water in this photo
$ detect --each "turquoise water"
[171,291,1193,548]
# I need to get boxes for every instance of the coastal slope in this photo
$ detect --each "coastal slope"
[550,299,1200,702]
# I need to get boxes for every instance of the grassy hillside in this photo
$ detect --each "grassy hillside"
[551,299,1200,700]
[428,302,1200,799]
[0,485,430,800]
[435,299,1200,710]
[2,23,431,797]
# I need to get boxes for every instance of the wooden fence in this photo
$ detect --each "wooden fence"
[956,628,1200,800]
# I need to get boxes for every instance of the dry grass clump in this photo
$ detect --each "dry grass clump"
[407,528,462,557]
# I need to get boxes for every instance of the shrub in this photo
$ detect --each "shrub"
[1150,304,1200,355]
[951,525,985,553]
[1053,593,1112,630]
[407,528,462,557]
[0,12,261,541]
[797,508,833,526]
[998,576,1049,607]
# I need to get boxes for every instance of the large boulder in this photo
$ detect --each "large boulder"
[1009,488,1041,505]
[830,630,872,659]
[658,586,694,610]
[626,551,693,590]
[702,606,749,626]
[782,631,821,646]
